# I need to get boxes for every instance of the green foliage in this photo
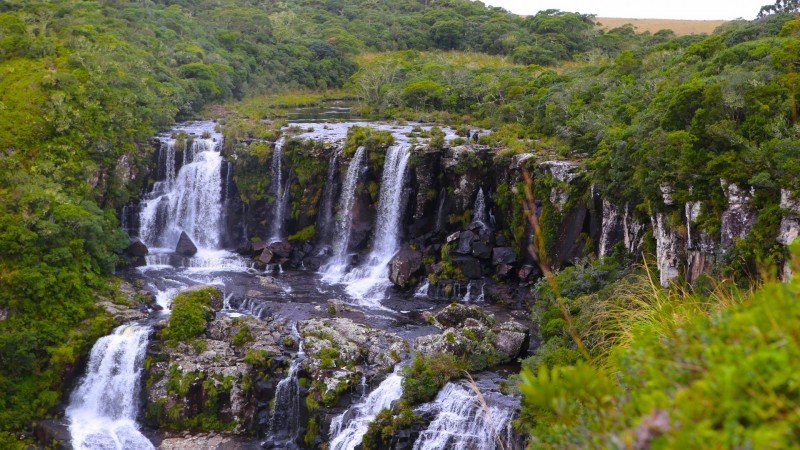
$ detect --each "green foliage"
[520,271,800,448]
[231,325,254,347]
[288,224,316,242]
[163,288,219,342]
[401,352,466,404]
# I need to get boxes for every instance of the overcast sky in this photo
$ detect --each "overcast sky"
[481,0,767,20]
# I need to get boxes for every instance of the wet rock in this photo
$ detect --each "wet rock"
[299,318,407,373]
[491,247,516,265]
[453,256,482,279]
[432,303,494,328]
[127,238,149,257]
[176,231,198,257]
[144,316,283,434]
[159,433,262,449]
[518,265,538,282]
[35,419,71,449]
[269,241,293,259]
[446,231,460,243]
[455,231,476,255]
[496,263,514,278]
[258,247,274,264]
[389,247,423,289]
[471,241,492,260]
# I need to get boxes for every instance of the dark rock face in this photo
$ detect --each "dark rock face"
[453,256,482,279]
[126,239,149,257]
[389,247,423,289]
[175,231,198,256]
[492,247,517,265]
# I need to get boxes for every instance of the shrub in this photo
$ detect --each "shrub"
[163,287,219,342]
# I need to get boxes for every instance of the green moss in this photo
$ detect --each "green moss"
[304,417,318,447]
[288,224,316,242]
[401,353,466,405]
[231,325,254,347]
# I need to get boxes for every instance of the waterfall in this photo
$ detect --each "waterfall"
[414,280,430,298]
[267,324,305,445]
[138,122,224,252]
[434,188,447,233]
[270,138,288,243]
[317,149,341,248]
[472,187,488,231]
[66,325,154,450]
[413,382,516,450]
[328,369,404,450]
[321,146,366,282]
[340,143,412,306]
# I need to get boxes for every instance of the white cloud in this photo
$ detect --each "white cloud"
[482,0,767,20]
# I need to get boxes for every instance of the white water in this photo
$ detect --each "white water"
[268,324,305,443]
[328,369,404,450]
[66,325,154,450]
[340,143,412,307]
[472,187,488,230]
[138,122,224,251]
[414,280,430,298]
[321,146,366,282]
[270,137,288,243]
[413,382,516,450]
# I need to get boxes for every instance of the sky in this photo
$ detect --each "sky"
[481,0,767,20]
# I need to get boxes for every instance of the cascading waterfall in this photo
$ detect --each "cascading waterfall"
[270,138,288,243]
[317,149,341,249]
[66,325,154,450]
[413,382,516,450]
[267,324,305,446]
[138,123,224,251]
[340,143,412,306]
[328,369,403,450]
[414,280,430,298]
[472,187,488,230]
[321,146,366,282]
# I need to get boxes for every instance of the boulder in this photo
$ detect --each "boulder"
[268,241,293,259]
[176,231,198,256]
[496,263,514,278]
[492,322,529,359]
[491,247,516,265]
[433,303,493,328]
[258,247,274,264]
[471,241,492,260]
[388,248,423,289]
[453,256,482,279]
[455,231,476,254]
[127,239,149,257]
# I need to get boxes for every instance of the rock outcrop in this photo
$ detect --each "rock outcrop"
[389,247,422,289]
[176,231,198,256]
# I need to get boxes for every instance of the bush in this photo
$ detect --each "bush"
[401,353,466,404]
[163,288,219,342]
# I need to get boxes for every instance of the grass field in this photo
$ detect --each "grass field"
[597,17,727,35]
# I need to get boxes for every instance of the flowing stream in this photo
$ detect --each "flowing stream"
[266,324,305,447]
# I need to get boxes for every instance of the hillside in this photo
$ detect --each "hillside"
[597,17,728,35]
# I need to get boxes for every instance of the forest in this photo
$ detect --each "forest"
[1,0,799,448]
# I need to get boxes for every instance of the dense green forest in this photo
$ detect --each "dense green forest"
[1,0,800,447]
